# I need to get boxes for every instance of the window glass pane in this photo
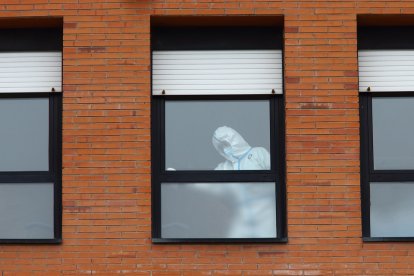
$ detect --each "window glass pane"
[0,98,49,171]
[0,183,54,239]
[165,100,270,170]
[370,182,414,237]
[161,182,276,239]
[372,97,414,170]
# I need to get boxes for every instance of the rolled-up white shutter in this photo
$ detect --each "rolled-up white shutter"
[0,52,62,93]
[152,50,282,95]
[359,50,414,92]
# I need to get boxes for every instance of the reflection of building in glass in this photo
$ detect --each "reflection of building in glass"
[161,183,276,238]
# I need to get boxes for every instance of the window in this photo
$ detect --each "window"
[0,28,62,243]
[151,25,286,242]
[359,27,414,240]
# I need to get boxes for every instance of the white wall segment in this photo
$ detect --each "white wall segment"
[152,50,283,95]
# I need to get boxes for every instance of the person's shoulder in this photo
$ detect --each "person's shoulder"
[250,147,269,154]
[215,160,232,170]
[248,147,270,161]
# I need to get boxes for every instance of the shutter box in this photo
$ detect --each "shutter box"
[152,50,282,95]
[359,50,414,92]
[0,52,61,93]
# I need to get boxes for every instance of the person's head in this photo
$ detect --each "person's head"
[212,126,250,162]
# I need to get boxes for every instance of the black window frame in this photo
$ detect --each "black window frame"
[0,93,62,244]
[0,27,62,244]
[151,25,286,243]
[359,27,414,241]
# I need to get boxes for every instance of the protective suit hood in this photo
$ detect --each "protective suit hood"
[212,126,251,163]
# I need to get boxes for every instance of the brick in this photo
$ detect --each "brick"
[0,0,413,275]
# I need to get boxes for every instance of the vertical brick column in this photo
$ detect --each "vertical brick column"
[283,7,361,272]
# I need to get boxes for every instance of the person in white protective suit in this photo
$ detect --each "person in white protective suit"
[212,126,270,170]
[210,126,276,238]
[161,126,276,238]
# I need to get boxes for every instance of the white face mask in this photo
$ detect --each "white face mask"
[223,146,233,156]
[223,146,238,162]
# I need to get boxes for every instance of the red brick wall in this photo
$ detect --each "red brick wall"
[1,1,414,275]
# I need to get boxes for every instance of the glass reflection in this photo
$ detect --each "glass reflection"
[161,182,276,239]
[371,182,414,237]
[165,100,270,170]
[372,97,414,170]
[0,98,49,171]
[0,183,54,239]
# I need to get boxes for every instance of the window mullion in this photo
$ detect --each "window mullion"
[160,172,277,183]
[370,172,414,182]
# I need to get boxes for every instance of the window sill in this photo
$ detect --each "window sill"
[363,237,414,242]
[0,238,62,244]
[152,237,288,244]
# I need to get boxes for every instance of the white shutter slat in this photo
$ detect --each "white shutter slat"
[0,61,61,68]
[1,87,61,93]
[152,89,274,95]
[154,50,278,55]
[359,71,414,77]
[360,76,414,82]
[359,61,414,67]
[358,50,414,92]
[153,73,278,80]
[154,79,282,86]
[359,56,414,62]
[0,67,59,73]
[0,52,62,93]
[152,50,283,95]
[152,63,281,70]
[0,56,62,63]
[154,68,282,75]
[0,76,61,82]
[0,52,59,58]
[359,50,414,57]
[0,81,61,88]
[359,67,414,72]
[0,72,61,78]
[153,59,281,65]
[359,86,414,92]
[153,84,279,90]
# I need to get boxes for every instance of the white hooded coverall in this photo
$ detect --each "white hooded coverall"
[212,126,270,170]
[210,126,276,238]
